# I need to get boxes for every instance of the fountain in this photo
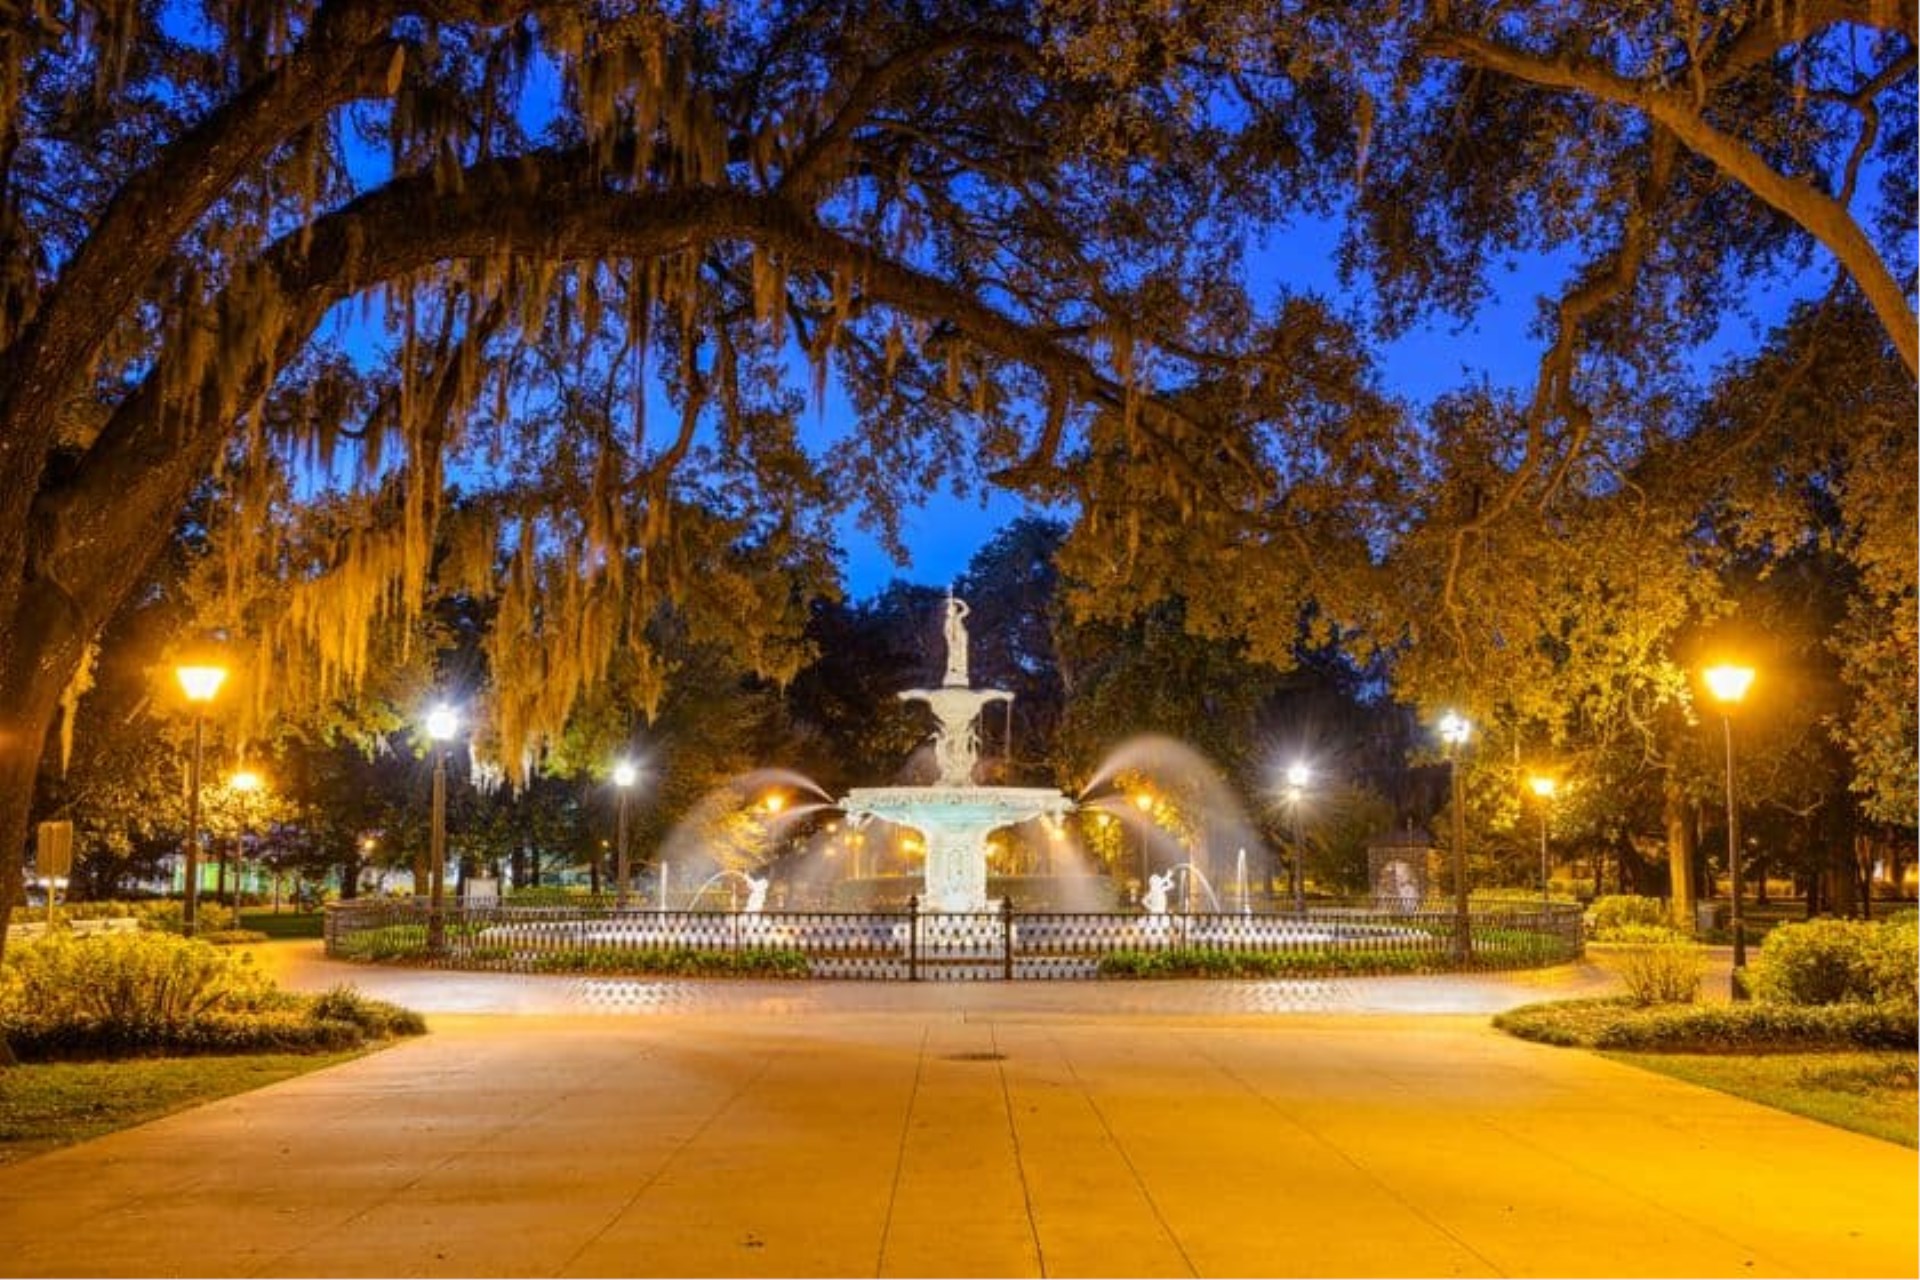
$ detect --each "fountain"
[840,591,1075,912]
[685,868,770,913]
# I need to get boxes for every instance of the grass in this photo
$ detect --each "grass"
[1603,1049,1918,1148]
[0,1051,368,1165]
[237,910,325,940]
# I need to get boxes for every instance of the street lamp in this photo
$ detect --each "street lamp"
[613,759,638,908]
[229,768,263,924]
[1285,762,1311,915]
[425,703,459,954]
[175,663,228,936]
[1527,775,1557,904]
[1132,790,1155,890]
[1439,712,1472,961]
[1703,663,1756,998]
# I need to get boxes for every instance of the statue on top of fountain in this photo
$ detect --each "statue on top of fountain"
[942,591,970,686]
[898,591,1011,787]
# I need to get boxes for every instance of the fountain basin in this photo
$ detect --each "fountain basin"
[842,785,1075,912]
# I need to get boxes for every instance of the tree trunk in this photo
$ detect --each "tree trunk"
[1663,780,1697,931]
[1828,853,1859,916]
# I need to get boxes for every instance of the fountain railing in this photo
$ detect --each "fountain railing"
[325,898,1585,980]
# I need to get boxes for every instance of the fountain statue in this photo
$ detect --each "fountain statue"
[841,592,1073,912]
[1141,870,1174,915]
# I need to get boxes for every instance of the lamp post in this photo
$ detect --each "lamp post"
[1703,664,1756,998]
[613,760,638,908]
[175,664,228,937]
[1285,762,1310,915]
[425,704,459,954]
[229,769,263,924]
[1527,775,1557,904]
[1132,790,1155,894]
[1439,712,1472,961]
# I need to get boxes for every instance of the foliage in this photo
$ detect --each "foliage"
[0,932,423,1060]
[1586,895,1670,939]
[57,899,236,935]
[1751,917,1920,1009]
[1496,998,1919,1053]
[1600,939,1703,1006]
[306,985,428,1037]
[1097,948,1434,978]
[513,947,811,978]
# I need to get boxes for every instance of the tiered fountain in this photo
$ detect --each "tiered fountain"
[840,592,1075,912]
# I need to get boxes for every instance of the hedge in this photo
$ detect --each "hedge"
[1495,997,1918,1053]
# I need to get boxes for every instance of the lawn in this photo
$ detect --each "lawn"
[0,1052,367,1165]
[1603,1049,1918,1148]
[237,910,325,940]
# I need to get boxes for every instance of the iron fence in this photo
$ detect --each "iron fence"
[325,896,1584,981]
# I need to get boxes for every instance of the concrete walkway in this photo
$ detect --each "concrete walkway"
[0,945,1911,1278]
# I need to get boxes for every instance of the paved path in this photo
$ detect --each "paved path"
[0,946,1911,1278]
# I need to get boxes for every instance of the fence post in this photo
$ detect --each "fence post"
[907,895,919,982]
[1001,896,1014,981]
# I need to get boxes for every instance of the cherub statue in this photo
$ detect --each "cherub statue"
[743,874,770,914]
[1141,870,1173,915]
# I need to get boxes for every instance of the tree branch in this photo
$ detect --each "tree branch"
[1426,24,1918,376]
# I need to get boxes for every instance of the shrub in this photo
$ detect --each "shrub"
[1751,918,1914,1007]
[47,899,235,933]
[1097,947,1433,978]
[0,933,425,1060]
[1593,1002,1918,1052]
[1495,997,1918,1052]
[1864,916,1918,1010]
[308,985,429,1037]
[1606,939,1703,1005]
[1,930,279,1029]
[523,946,811,977]
[1586,895,1670,939]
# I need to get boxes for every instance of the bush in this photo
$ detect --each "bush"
[1495,997,1918,1052]
[48,899,235,933]
[1751,917,1916,1008]
[1586,895,1670,939]
[1098,947,1433,978]
[0,932,425,1060]
[521,946,811,977]
[308,985,429,1037]
[1,930,279,1028]
[1606,938,1703,1005]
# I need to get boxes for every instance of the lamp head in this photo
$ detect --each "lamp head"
[1528,775,1557,799]
[229,769,264,794]
[425,704,459,742]
[1703,664,1755,706]
[613,760,639,788]
[1132,790,1155,812]
[176,664,228,704]
[1438,711,1471,746]
[1285,762,1311,790]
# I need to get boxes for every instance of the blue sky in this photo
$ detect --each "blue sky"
[844,226,1815,599]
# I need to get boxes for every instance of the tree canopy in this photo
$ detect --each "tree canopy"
[0,0,1910,958]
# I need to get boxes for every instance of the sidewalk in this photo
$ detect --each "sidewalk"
[0,945,1910,1278]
